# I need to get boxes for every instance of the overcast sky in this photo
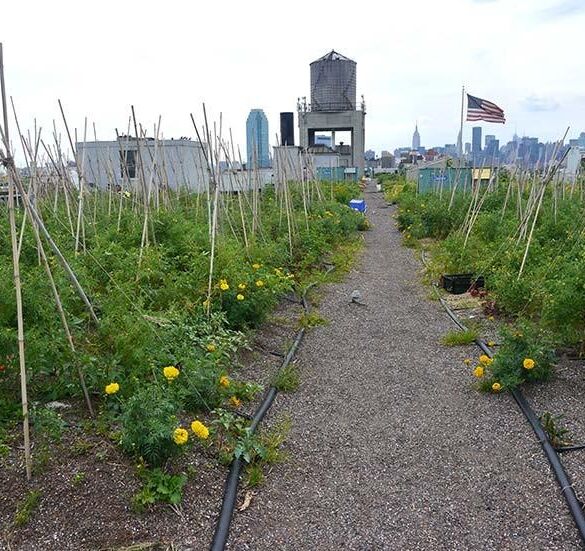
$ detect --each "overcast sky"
[2,0,584,163]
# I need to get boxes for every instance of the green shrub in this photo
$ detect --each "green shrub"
[132,467,187,512]
[119,383,181,467]
[477,323,554,392]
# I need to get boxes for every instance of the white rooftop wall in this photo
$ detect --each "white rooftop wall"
[75,139,209,192]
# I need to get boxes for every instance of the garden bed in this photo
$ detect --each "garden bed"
[0,293,313,550]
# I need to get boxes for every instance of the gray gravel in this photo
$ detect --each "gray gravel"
[226,182,583,550]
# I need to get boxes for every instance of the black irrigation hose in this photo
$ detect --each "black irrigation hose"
[436,285,585,544]
[210,269,333,551]
[556,444,585,454]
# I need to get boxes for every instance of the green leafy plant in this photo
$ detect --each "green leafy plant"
[234,429,268,464]
[540,412,572,448]
[72,472,86,486]
[30,406,66,442]
[298,311,329,329]
[271,364,300,392]
[119,383,181,467]
[476,323,554,392]
[132,468,187,512]
[244,463,265,488]
[14,490,42,527]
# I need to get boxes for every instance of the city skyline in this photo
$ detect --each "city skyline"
[1,0,584,165]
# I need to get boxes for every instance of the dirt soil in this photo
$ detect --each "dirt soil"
[0,299,303,551]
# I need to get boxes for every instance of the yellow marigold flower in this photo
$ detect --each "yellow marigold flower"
[274,268,283,276]
[229,396,242,408]
[219,279,229,291]
[238,283,246,290]
[479,354,493,365]
[473,366,484,378]
[487,341,496,347]
[255,280,265,288]
[105,382,119,395]
[191,420,209,439]
[463,358,472,365]
[492,382,502,392]
[207,343,216,353]
[252,263,261,270]
[237,294,245,301]
[173,427,189,445]
[163,365,180,381]
[219,375,230,388]
[488,315,495,321]
[523,358,535,370]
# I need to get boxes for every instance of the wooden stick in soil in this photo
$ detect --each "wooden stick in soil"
[30,214,94,416]
[0,42,32,479]
[58,100,86,252]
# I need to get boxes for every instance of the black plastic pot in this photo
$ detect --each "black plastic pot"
[440,273,485,294]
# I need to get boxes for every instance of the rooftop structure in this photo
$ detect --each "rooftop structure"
[299,50,365,176]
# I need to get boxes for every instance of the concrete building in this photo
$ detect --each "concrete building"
[273,145,305,184]
[380,153,395,168]
[75,137,208,192]
[565,146,584,180]
[298,50,365,176]
[412,124,421,150]
[246,109,271,169]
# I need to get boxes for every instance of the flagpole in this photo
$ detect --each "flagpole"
[459,85,465,158]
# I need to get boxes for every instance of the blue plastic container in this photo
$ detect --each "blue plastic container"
[349,199,366,213]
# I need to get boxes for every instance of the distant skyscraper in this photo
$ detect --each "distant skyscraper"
[364,149,376,161]
[246,109,270,169]
[412,124,421,150]
[465,142,471,154]
[484,135,499,158]
[472,127,482,156]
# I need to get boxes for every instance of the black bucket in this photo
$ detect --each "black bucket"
[440,273,485,295]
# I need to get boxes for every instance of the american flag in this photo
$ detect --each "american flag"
[466,93,506,124]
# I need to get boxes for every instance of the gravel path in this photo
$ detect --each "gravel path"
[226,182,582,550]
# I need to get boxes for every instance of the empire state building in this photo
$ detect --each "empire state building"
[412,124,420,150]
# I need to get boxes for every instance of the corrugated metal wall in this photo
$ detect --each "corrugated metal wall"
[417,168,473,194]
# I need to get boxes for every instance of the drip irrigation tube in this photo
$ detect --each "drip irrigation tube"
[210,272,331,551]
[435,285,585,544]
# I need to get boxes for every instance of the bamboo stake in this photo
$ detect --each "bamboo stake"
[0,42,32,480]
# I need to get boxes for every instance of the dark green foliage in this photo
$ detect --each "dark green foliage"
[119,383,179,467]
[14,490,42,526]
[395,182,585,350]
[271,364,300,392]
[478,323,554,392]
[30,407,66,442]
[540,412,572,448]
[0,182,363,467]
[132,467,187,512]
